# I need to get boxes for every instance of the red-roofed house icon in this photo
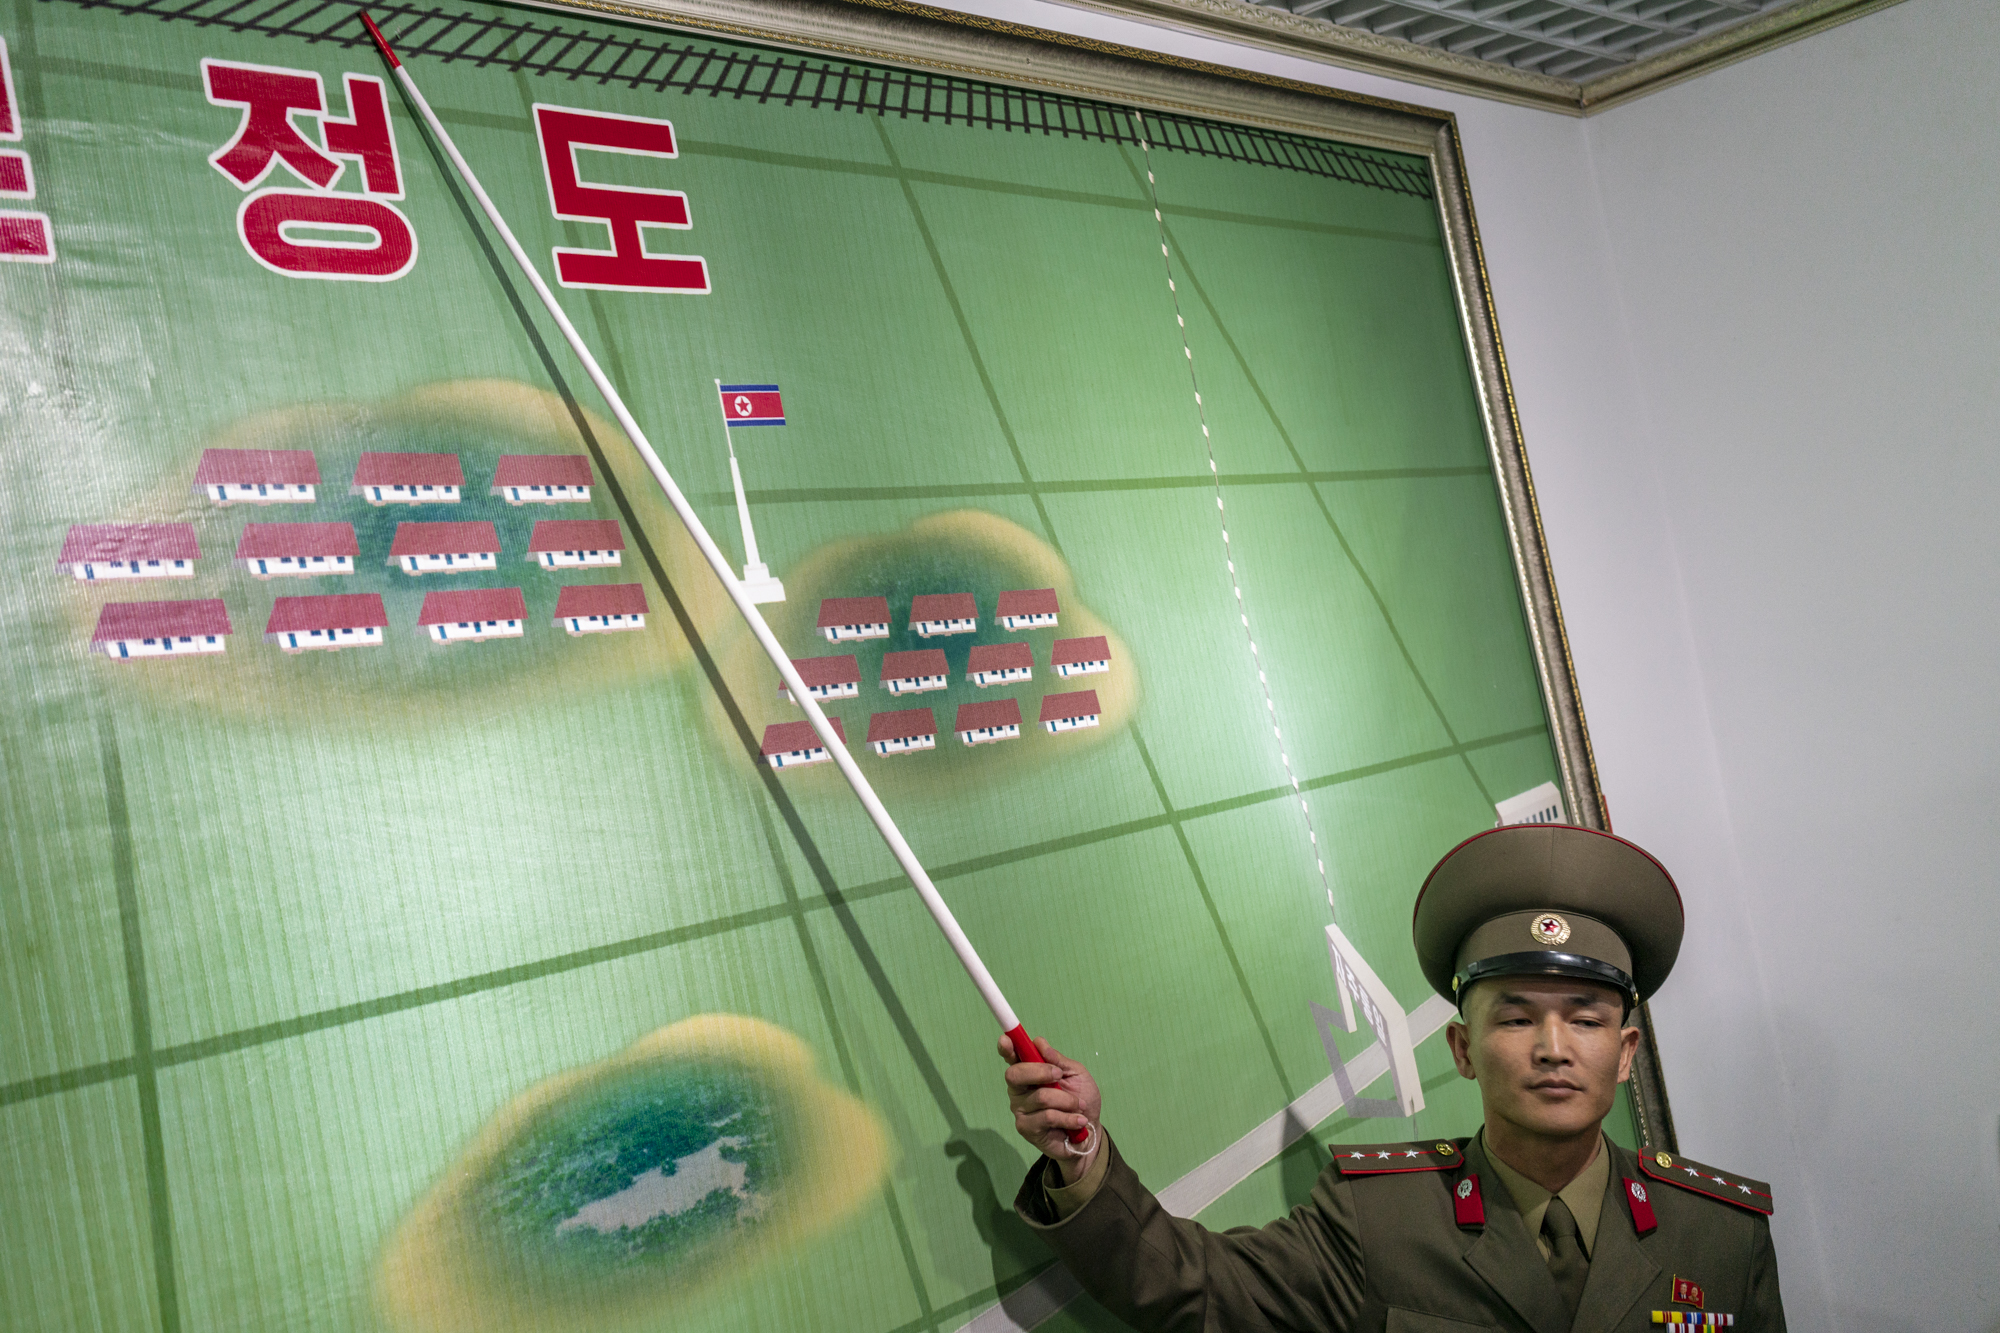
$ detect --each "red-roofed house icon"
[553,583,648,635]
[57,524,198,582]
[909,593,977,638]
[1051,635,1111,679]
[418,587,527,643]
[995,588,1058,631]
[491,455,593,505]
[867,708,937,756]
[389,522,500,575]
[351,452,464,506]
[193,449,319,505]
[818,597,891,644]
[955,698,1022,746]
[235,523,357,578]
[781,655,861,703]
[265,594,388,652]
[967,641,1033,688]
[527,520,624,570]
[1039,689,1101,734]
[760,717,847,769]
[880,649,949,696]
[92,600,232,659]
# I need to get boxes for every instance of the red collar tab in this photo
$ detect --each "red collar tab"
[1453,1170,1486,1228]
[1623,1176,1659,1235]
[1332,1140,1465,1176]
[1638,1149,1774,1216]
[1672,1277,1706,1309]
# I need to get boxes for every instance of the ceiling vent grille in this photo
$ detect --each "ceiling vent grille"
[1245,0,1799,79]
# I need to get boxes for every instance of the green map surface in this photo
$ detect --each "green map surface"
[0,1,1601,1329]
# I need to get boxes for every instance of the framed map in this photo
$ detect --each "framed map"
[0,1,1668,1330]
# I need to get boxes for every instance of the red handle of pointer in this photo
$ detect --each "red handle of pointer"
[358,11,401,65]
[1006,1023,1091,1146]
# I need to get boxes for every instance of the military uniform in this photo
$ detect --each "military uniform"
[1015,1130,1781,1331]
[1011,825,1785,1331]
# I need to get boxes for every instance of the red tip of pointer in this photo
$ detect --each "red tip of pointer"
[358,12,401,67]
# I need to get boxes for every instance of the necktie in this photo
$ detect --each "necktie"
[1541,1195,1589,1323]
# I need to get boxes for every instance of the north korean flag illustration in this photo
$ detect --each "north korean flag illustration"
[719,384,785,426]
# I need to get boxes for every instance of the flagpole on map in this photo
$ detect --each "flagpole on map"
[713,379,785,605]
[358,13,1089,1145]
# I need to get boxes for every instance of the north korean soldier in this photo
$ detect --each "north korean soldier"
[1004,823,1785,1331]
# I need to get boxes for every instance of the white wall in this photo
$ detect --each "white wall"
[931,2,1999,1327]
[1583,3,2000,1327]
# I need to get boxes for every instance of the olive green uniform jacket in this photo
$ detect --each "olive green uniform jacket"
[1014,1133,1785,1332]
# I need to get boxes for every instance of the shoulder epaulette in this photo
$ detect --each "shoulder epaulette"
[1331,1140,1467,1175]
[1638,1149,1773,1215]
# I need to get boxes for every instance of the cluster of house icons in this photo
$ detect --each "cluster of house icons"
[760,589,1114,767]
[192,447,594,507]
[814,588,1062,641]
[67,449,649,659]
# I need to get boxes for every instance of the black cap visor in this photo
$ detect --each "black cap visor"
[1452,952,1636,1011]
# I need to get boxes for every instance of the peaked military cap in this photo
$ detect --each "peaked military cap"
[1412,823,1683,1007]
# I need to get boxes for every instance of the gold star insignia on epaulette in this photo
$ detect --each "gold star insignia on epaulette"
[1333,1142,1460,1176]
[1638,1148,1774,1216]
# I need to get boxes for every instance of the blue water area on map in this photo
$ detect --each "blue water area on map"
[469,1060,791,1284]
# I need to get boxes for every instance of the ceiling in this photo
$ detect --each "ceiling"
[1047,0,1904,112]
[1243,0,1796,80]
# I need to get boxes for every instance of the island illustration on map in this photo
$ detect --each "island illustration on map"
[375,1015,889,1333]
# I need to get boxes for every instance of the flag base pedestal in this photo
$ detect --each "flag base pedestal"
[740,564,786,605]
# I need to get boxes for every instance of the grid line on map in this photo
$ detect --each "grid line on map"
[50,0,1432,196]
[99,713,184,1333]
[688,466,1491,508]
[0,723,1542,1112]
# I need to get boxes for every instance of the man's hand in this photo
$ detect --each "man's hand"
[1000,1034,1103,1184]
